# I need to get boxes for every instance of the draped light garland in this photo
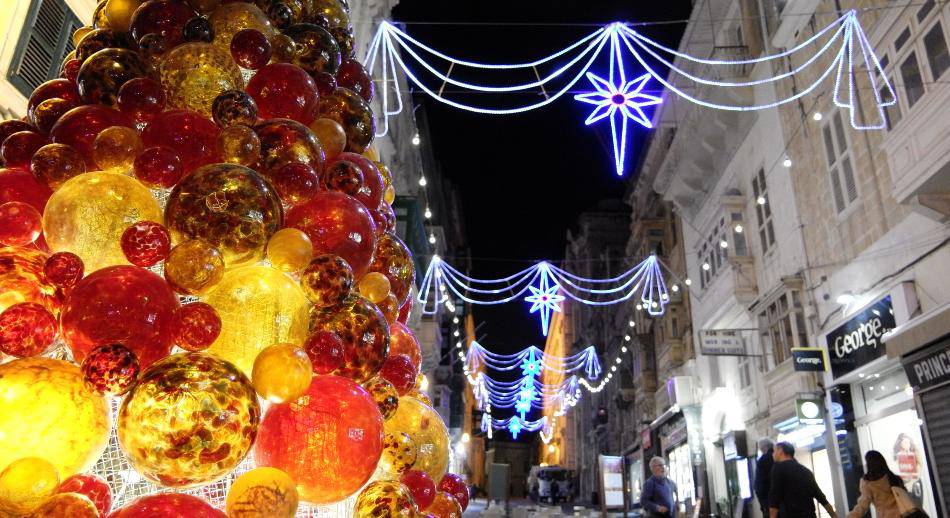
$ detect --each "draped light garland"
[417,254,668,336]
[365,10,894,176]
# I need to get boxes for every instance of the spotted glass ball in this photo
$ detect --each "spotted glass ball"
[173,302,221,351]
[218,125,261,166]
[300,254,354,307]
[322,158,363,195]
[76,48,147,107]
[164,239,226,294]
[81,343,140,395]
[120,221,171,267]
[379,432,418,476]
[0,302,57,358]
[44,251,84,288]
[354,481,418,518]
[212,90,259,127]
[303,330,345,375]
[160,42,244,117]
[282,23,341,75]
[309,295,389,382]
[364,376,399,420]
[317,87,375,152]
[30,143,85,189]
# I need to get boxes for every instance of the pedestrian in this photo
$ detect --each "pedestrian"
[768,442,836,518]
[755,438,775,517]
[551,479,560,504]
[845,450,906,518]
[641,456,678,518]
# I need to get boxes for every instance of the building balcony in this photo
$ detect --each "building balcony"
[699,255,758,312]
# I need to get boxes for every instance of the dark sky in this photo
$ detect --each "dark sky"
[391,1,693,353]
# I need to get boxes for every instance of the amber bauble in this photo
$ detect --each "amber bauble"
[27,492,99,518]
[31,98,76,135]
[322,158,362,195]
[76,48,147,107]
[271,162,319,204]
[218,125,261,166]
[160,42,245,117]
[1,131,47,169]
[438,474,469,510]
[0,457,59,515]
[212,90,259,127]
[173,302,221,351]
[247,63,320,125]
[230,28,272,70]
[309,117,346,159]
[164,239,225,294]
[286,191,377,277]
[27,78,80,123]
[368,232,416,306]
[427,492,462,518]
[129,0,196,47]
[92,125,143,172]
[254,118,325,175]
[75,29,120,63]
[379,431,418,476]
[385,397,450,481]
[255,375,384,504]
[43,171,162,272]
[401,470,437,511]
[378,292,399,324]
[318,87,375,152]
[310,294,389,382]
[0,247,60,314]
[61,265,179,366]
[380,353,419,396]
[336,58,373,102]
[102,0,145,32]
[0,358,109,479]
[364,376,399,420]
[359,271,391,304]
[303,330,345,374]
[204,265,310,375]
[116,77,166,124]
[55,474,111,517]
[389,322,422,370]
[0,201,42,246]
[118,352,260,487]
[226,467,299,518]
[266,227,313,272]
[30,143,85,189]
[283,23,341,75]
[44,251,83,288]
[165,163,282,267]
[252,344,313,403]
[209,2,275,50]
[133,145,184,188]
[300,253,353,306]
[110,493,226,518]
[50,104,132,165]
[355,481,418,518]
[81,343,140,395]
[142,110,220,172]
[0,302,57,357]
[335,152,383,213]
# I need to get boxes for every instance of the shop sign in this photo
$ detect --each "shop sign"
[598,455,625,510]
[796,397,824,426]
[660,418,688,452]
[903,338,950,391]
[791,347,829,372]
[825,296,895,378]
[699,329,746,356]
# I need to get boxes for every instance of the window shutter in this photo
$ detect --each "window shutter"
[830,167,845,213]
[7,0,81,98]
[841,156,857,202]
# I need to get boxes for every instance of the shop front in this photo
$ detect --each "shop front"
[772,397,837,517]
[654,408,704,517]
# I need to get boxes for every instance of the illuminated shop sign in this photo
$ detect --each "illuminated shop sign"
[825,296,895,378]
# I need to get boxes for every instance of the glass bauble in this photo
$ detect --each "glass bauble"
[286,191,376,277]
[226,467,299,518]
[309,294,389,382]
[110,493,226,517]
[354,481,418,518]
[160,42,244,117]
[317,87,374,152]
[385,397,450,481]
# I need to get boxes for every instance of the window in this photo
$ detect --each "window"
[739,357,752,389]
[923,23,950,80]
[698,217,727,289]
[751,169,775,253]
[881,80,902,129]
[895,27,912,51]
[758,291,807,368]
[670,308,680,339]
[822,112,858,213]
[7,0,81,96]
[917,0,936,23]
[900,52,925,109]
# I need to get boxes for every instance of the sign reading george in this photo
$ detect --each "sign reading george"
[825,296,895,378]
[903,338,950,391]
[699,329,746,356]
[791,347,829,372]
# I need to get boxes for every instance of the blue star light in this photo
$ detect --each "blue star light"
[525,282,565,337]
[508,418,524,439]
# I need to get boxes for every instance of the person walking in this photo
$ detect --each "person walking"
[768,442,836,518]
[846,450,905,518]
[755,438,775,517]
[641,456,678,518]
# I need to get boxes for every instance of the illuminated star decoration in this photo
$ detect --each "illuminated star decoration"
[524,263,565,336]
[574,29,662,176]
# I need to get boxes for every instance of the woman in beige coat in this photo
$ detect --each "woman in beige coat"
[847,450,905,518]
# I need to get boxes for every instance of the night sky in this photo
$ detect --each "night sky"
[390,1,693,353]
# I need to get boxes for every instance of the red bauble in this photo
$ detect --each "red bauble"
[255,375,384,504]
[246,63,320,125]
[398,296,413,324]
[117,77,167,124]
[0,167,51,212]
[57,474,112,517]
[128,0,197,48]
[44,251,84,287]
[0,302,57,358]
[322,159,363,196]
[304,330,345,375]
[81,343,141,395]
[438,474,470,510]
[271,162,320,205]
[60,265,180,367]
[31,98,77,135]
[336,59,374,102]
[61,58,81,83]
[133,146,184,188]
[230,28,272,69]
[0,201,42,246]
[173,302,221,351]
[141,110,220,172]
[109,493,225,518]
[310,71,337,97]
[27,78,80,122]
[389,322,422,372]
[335,152,383,210]
[373,203,397,236]
[401,469,437,511]
[50,104,132,164]
[379,353,418,396]
[1,131,47,168]
[120,221,171,267]
[286,191,377,277]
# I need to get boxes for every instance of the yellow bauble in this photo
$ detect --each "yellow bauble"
[42,171,162,272]
[103,0,144,32]
[358,272,391,304]
[160,42,245,117]
[362,146,379,162]
[252,344,312,403]
[0,358,109,479]
[204,266,310,375]
[218,125,261,166]
[28,493,99,518]
[354,481,418,518]
[384,398,449,481]
[377,432,417,477]
[92,126,143,172]
[226,467,299,518]
[72,26,92,46]
[0,457,59,515]
[266,228,313,272]
[209,2,276,50]
[383,185,396,205]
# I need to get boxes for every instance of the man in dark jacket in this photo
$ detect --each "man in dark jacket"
[641,456,678,518]
[755,438,775,516]
[768,442,837,518]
